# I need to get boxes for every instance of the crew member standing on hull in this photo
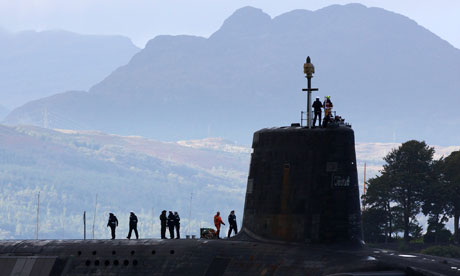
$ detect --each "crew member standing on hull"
[323,96,333,127]
[127,211,139,239]
[168,211,175,239]
[174,211,180,239]
[214,212,225,239]
[107,213,118,240]
[323,96,333,117]
[227,210,238,238]
[312,97,323,127]
[160,210,167,239]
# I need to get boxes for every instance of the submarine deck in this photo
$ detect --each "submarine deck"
[1,238,460,276]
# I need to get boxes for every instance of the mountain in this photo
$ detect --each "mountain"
[0,105,8,120]
[0,29,139,109]
[4,4,460,145]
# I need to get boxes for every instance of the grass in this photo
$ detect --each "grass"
[421,245,460,258]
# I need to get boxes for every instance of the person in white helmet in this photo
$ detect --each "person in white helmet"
[312,97,323,127]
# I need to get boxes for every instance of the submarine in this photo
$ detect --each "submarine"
[1,58,460,276]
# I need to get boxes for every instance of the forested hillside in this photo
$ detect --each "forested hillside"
[0,125,248,239]
[0,125,458,239]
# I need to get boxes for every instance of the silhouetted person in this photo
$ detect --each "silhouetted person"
[127,212,139,239]
[107,213,118,239]
[214,211,225,239]
[312,97,323,127]
[168,211,175,239]
[160,210,167,239]
[227,210,238,238]
[174,211,180,239]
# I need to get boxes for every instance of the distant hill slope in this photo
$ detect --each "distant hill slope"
[0,124,458,239]
[4,4,460,145]
[0,125,249,239]
[0,29,139,109]
[0,105,8,120]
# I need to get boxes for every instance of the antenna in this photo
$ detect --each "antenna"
[362,163,367,210]
[188,192,193,236]
[363,162,367,195]
[92,194,98,239]
[83,211,86,240]
[152,207,155,237]
[35,192,40,239]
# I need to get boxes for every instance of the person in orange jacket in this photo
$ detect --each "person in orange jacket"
[214,211,225,239]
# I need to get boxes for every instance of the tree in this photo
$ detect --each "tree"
[361,208,387,243]
[422,159,450,243]
[443,151,460,242]
[363,175,397,242]
[382,140,435,242]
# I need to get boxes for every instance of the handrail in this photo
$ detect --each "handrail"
[301,110,347,127]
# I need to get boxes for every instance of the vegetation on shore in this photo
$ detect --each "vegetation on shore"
[362,140,460,248]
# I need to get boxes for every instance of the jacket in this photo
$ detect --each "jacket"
[107,215,118,228]
[228,214,237,226]
[167,213,175,227]
[160,213,167,226]
[312,100,323,112]
[214,215,225,227]
[129,214,138,227]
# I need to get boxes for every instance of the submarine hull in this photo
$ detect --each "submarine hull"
[2,239,460,276]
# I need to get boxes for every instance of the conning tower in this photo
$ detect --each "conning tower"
[241,57,363,245]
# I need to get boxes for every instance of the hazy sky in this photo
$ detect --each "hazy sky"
[0,0,459,49]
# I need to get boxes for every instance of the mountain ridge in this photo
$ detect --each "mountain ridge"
[4,4,460,145]
[0,28,139,109]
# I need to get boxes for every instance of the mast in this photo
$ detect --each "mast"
[188,192,193,236]
[92,194,98,239]
[151,197,156,238]
[362,162,367,210]
[363,162,367,195]
[302,57,318,128]
[83,211,87,240]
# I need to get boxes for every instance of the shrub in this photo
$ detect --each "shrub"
[423,229,452,243]
[421,245,460,258]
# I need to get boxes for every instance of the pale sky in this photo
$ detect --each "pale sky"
[0,0,459,49]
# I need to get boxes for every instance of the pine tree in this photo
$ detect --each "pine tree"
[382,140,434,242]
